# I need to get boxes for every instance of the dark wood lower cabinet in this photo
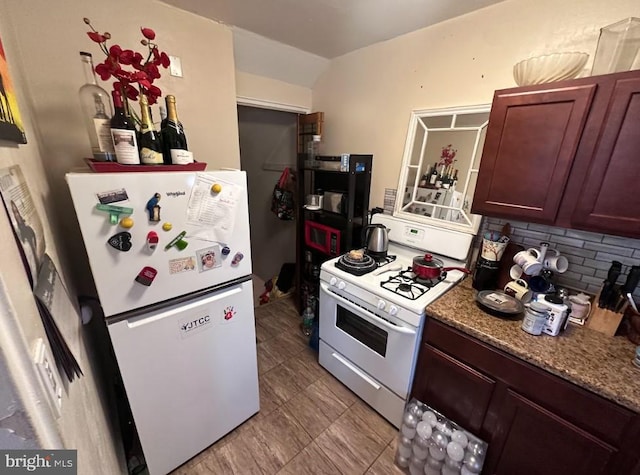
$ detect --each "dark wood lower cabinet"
[411,344,495,434]
[487,388,615,474]
[411,319,640,475]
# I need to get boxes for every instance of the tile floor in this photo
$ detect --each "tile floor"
[171,296,406,475]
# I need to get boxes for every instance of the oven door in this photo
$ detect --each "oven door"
[319,282,421,398]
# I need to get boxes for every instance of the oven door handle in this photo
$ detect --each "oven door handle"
[320,283,416,336]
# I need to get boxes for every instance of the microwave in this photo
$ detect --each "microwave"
[305,221,341,256]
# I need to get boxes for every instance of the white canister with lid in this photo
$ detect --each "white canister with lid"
[521,302,549,335]
[537,295,570,336]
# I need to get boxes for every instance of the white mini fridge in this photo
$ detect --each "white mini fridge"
[66,170,259,474]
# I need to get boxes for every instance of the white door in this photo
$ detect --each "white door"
[108,280,259,475]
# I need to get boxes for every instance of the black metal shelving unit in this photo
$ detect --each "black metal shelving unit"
[294,154,373,313]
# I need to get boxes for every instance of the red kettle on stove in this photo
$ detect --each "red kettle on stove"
[363,224,389,258]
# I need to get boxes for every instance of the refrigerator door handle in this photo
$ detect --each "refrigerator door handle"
[126,285,243,328]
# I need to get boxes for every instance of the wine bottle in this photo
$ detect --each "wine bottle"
[429,162,438,185]
[442,165,452,189]
[138,94,163,165]
[161,95,192,164]
[110,89,140,165]
[435,165,444,188]
[78,52,115,162]
[158,104,167,131]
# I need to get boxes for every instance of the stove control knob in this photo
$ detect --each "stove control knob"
[389,305,399,316]
[377,300,386,310]
[338,281,346,290]
[329,277,338,286]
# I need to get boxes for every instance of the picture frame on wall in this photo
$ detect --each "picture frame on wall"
[0,36,27,144]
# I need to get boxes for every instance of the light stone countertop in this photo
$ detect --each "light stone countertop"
[426,278,640,413]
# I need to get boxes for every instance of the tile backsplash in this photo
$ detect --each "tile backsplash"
[480,217,640,299]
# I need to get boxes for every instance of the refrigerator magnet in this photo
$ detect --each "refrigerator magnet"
[169,257,196,274]
[231,252,244,266]
[96,203,134,225]
[108,232,132,252]
[146,231,159,251]
[196,245,221,272]
[223,305,236,321]
[97,188,129,205]
[165,230,188,251]
[135,266,157,286]
[146,192,161,222]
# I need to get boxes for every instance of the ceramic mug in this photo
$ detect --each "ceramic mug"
[569,294,591,320]
[510,264,524,280]
[543,249,569,274]
[513,248,543,276]
[504,278,532,302]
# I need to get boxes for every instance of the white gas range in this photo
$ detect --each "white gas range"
[318,213,474,428]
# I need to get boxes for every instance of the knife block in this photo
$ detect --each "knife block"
[585,290,626,337]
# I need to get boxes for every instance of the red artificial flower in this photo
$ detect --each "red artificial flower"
[94,62,112,81]
[109,44,122,57]
[87,31,106,43]
[158,52,170,68]
[119,49,135,65]
[84,17,171,117]
[141,27,156,40]
[144,62,160,80]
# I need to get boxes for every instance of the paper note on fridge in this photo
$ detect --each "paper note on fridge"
[186,174,240,243]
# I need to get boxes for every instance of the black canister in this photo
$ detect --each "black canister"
[472,256,500,291]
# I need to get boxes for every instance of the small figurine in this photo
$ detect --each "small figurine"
[146,231,159,251]
[146,193,161,222]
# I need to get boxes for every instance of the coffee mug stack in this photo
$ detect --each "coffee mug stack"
[511,242,569,278]
[473,232,509,291]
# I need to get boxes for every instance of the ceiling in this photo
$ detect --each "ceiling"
[161,0,508,59]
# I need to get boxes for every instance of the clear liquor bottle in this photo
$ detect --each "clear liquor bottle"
[78,52,115,161]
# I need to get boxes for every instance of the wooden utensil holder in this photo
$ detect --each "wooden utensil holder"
[585,290,626,337]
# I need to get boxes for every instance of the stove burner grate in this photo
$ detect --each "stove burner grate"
[371,254,397,268]
[380,267,441,300]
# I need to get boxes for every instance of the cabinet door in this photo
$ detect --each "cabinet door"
[472,84,596,223]
[485,388,616,475]
[571,76,640,236]
[411,344,495,434]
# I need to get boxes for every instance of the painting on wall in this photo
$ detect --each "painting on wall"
[0,37,27,144]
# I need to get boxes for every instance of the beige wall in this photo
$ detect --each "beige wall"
[236,71,312,112]
[312,0,639,210]
[0,0,124,472]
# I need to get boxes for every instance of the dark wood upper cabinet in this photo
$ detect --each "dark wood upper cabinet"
[472,70,640,238]
[570,76,640,235]
[472,83,596,224]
